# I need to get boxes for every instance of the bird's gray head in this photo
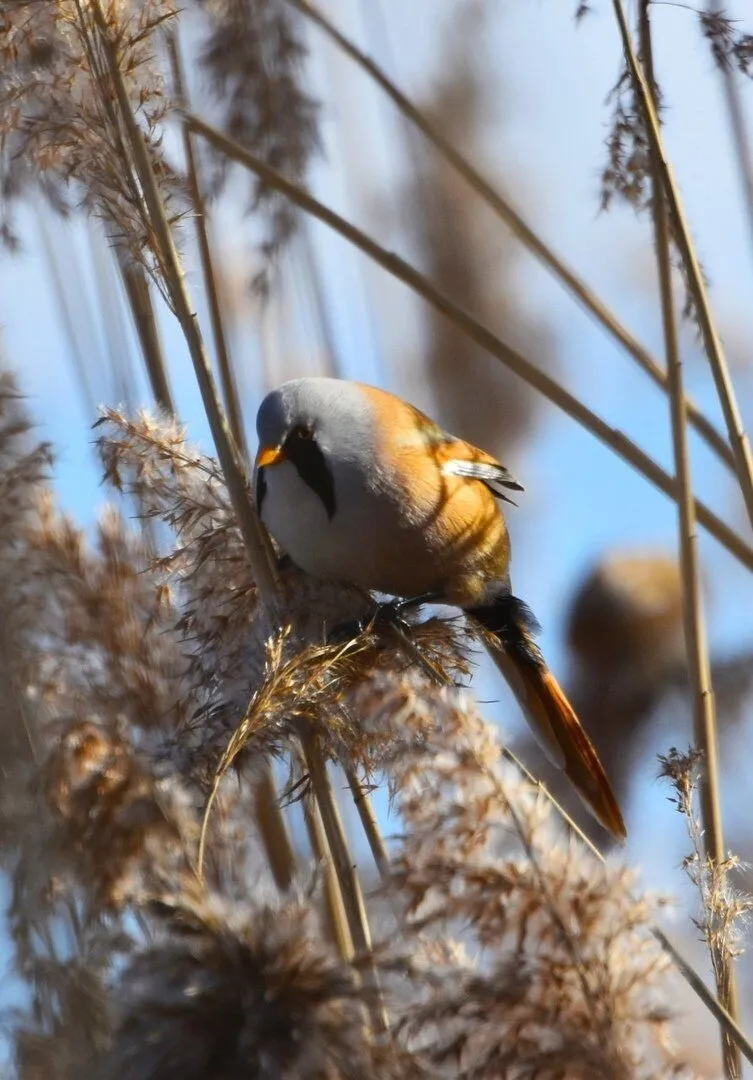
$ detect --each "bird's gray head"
[255,377,375,463]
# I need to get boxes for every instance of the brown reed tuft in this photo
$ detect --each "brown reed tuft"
[361,673,698,1079]
[98,895,411,1080]
[659,748,753,1015]
[0,0,183,273]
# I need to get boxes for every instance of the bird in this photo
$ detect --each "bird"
[254,376,626,840]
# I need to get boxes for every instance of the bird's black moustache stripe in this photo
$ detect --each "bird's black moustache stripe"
[255,466,267,513]
[284,429,337,520]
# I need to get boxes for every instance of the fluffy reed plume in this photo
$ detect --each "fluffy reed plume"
[403,2,557,456]
[98,895,409,1080]
[361,674,696,1080]
[697,11,753,78]
[596,2,723,323]
[0,0,182,270]
[0,374,54,852]
[659,748,753,1024]
[195,0,320,282]
[95,408,378,770]
[600,3,751,214]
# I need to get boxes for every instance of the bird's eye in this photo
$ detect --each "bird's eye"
[289,423,314,441]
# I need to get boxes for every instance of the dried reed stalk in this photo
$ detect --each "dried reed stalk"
[167,31,248,461]
[345,763,389,879]
[90,0,278,603]
[284,0,735,475]
[251,764,297,893]
[641,7,740,1074]
[301,730,389,1034]
[611,0,753,532]
[87,1,306,916]
[184,112,753,574]
[300,771,356,959]
[119,260,174,414]
[163,28,299,896]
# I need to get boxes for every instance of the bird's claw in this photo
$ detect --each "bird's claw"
[327,596,430,644]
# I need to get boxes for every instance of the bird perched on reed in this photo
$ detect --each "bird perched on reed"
[254,377,625,840]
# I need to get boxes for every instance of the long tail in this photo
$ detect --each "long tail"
[469,592,626,841]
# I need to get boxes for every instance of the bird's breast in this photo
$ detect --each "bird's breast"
[258,454,510,603]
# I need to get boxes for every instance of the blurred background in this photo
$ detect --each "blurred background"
[2,0,753,1070]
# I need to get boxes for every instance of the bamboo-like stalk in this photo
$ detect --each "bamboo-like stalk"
[118,260,175,414]
[300,767,356,960]
[90,0,279,606]
[166,37,296,892]
[301,731,388,1034]
[640,9,740,1076]
[166,32,248,462]
[251,763,297,894]
[83,0,360,946]
[283,0,735,475]
[611,0,753,532]
[184,113,753,574]
[653,929,753,1069]
[345,763,389,878]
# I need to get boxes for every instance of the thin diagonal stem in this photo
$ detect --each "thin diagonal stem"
[612,0,753,532]
[91,0,278,605]
[88,3,301,909]
[641,8,739,1075]
[283,0,735,475]
[184,112,753,574]
[345,763,389,878]
[167,32,248,461]
[300,760,356,960]
[301,731,389,1034]
[118,260,174,414]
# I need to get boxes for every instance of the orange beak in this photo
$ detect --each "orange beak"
[257,444,287,468]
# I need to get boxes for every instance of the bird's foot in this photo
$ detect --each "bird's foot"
[327,593,440,644]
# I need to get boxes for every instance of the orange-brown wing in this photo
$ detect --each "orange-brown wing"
[442,459,524,504]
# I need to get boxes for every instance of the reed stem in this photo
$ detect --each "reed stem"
[640,8,740,1074]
